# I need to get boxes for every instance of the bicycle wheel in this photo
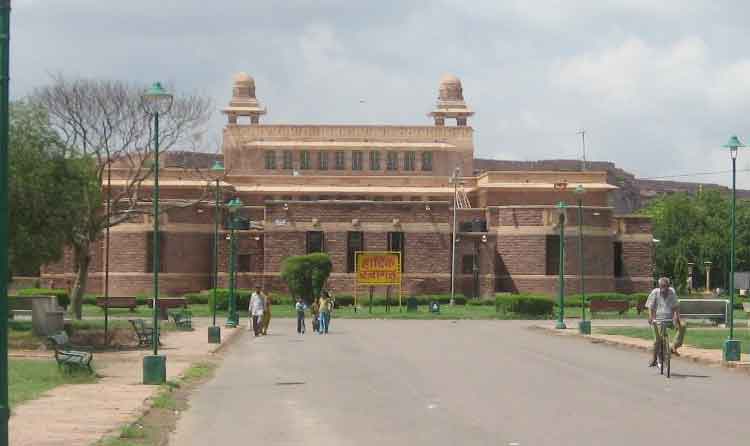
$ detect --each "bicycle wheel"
[664,336,671,378]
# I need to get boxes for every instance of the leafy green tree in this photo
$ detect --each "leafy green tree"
[8,102,95,278]
[673,255,688,295]
[29,76,212,318]
[280,253,333,303]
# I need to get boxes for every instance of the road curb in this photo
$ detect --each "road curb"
[531,325,750,376]
[209,326,245,355]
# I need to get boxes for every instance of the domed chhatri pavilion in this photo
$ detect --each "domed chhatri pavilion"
[42,73,653,297]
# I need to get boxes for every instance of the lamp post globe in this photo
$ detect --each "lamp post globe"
[574,185,590,334]
[225,197,243,328]
[141,82,173,385]
[721,136,745,361]
[208,161,225,344]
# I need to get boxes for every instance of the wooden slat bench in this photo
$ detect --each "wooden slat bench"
[47,332,93,373]
[96,296,137,311]
[678,299,729,325]
[169,310,193,330]
[129,319,161,348]
[590,300,630,316]
[151,297,187,320]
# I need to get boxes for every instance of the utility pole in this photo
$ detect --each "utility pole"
[449,167,460,306]
[577,129,586,171]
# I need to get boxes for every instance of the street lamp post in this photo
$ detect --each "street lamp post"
[225,197,242,328]
[704,260,712,294]
[722,135,744,361]
[450,167,460,306]
[141,82,173,384]
[575,185,590,334]
[208,161,224,344]
[0,2,11,443]
[556,201,568,329]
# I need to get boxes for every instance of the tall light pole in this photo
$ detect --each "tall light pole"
[0,2,11,443]
[722,135,743,361]
[449,167,460,306]
[556,201,568,329]
[225,197,242,328]
[208,161,224,344]
[141,82,173,384]
[575,185,590,334]
[704,260,712,293]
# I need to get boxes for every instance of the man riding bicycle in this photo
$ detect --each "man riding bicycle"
[646,277,687,367]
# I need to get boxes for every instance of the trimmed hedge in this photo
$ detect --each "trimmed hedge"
[496,294,555,315]
[16,288,70,309]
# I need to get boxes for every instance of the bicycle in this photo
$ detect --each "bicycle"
[652,318,674,378]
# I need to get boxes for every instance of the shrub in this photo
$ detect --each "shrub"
[467,298,496,306]
[495,294,554,315]
[184,293,209,305]
[206,288,252,311]
[280,253,333,301]
[17,288,70,309]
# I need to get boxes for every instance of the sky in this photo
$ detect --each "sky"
[11,0,750,187]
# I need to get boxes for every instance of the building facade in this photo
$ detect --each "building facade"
[41,73,654,298]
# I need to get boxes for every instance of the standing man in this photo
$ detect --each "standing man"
[295,297,306,334]
[646,277,687,366]
[249,285,265,336]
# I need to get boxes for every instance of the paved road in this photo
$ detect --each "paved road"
[171,319,750,445]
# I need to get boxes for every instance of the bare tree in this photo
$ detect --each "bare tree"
[30,75,214,318]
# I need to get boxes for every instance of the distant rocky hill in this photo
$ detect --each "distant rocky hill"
[474,158,750,214]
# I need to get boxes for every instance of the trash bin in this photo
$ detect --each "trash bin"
[406,297,418,312]
[429,301,440,314]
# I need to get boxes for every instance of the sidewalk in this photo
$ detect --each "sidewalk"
[535,319,750,372]
[9,318,244,446]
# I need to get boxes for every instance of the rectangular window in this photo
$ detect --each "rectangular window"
[238,254,251,273]
[145,232,167,273]
[352,151,363,170]
[318,151,329,170]
[347,232,364,273]
[462,255,474,274]
[387,152,398,171]
[546,235,560,275]
[369,151,381,170]
[300,150,311,170]
[306,231,325,253]
[283,150,293,170]
[264,151,276,169]
[404,151,416,171]
[387,232,405,272]
[614,242,624,277]
[421,152,433,171]
[335,151,346,170]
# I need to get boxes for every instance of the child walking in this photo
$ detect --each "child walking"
[295,298,306,334]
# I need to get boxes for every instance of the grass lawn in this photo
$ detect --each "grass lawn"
[596,326,750,354]
[9,359,96,408]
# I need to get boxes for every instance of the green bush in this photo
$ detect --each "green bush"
[495,294,554,315]
[280,253,333,300]
[184,293,209,305]
[205,289,252,311]
[467,298,496,306]
[17,288,70,309]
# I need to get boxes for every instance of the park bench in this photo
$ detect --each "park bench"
[678,299,729,325]
[8,298,33,320]
[47,332,93,373]
[151,297,187,320]
[169,309,193,330]
[589,300,630,316]
[129,319,161,348]
[96,296,137,311]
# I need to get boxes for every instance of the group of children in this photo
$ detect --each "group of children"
[295,291,334,335]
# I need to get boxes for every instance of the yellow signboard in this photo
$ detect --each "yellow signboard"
[355,251,401,285]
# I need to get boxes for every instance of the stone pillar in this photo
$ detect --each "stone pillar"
[228,113,237,124]
[456,117,467,126]
[434,116,445,126]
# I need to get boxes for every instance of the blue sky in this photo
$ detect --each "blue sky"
[11,0,750,186]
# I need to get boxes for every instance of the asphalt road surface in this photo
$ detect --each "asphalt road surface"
[171,319,750,446]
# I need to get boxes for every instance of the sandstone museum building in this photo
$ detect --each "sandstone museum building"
[42,73,654,298]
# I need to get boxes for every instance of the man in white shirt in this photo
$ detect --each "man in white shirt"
[646,277,686,366]
[249,286,266,336]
